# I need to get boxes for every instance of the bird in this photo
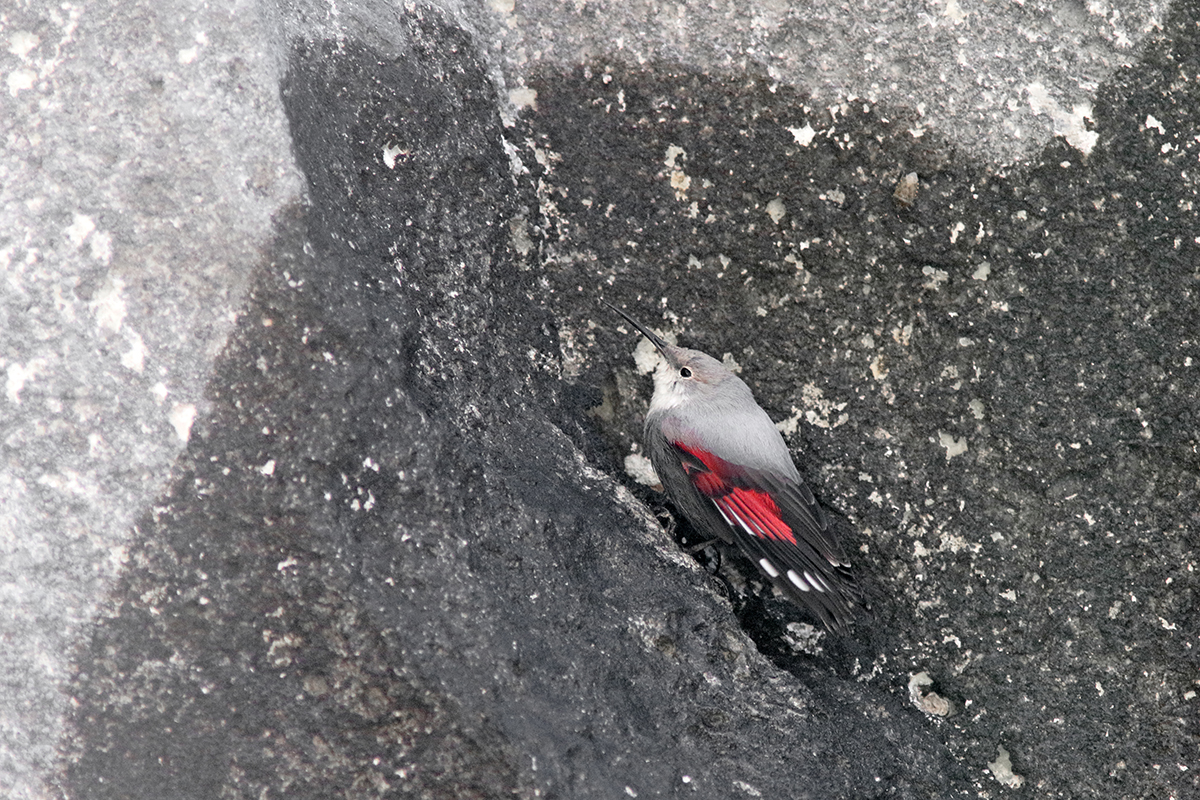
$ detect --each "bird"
[605,301,859,630]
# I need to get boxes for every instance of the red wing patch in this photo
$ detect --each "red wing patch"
[674,442,797,545]
[685,468,724,497]
[669,440,857,628]
[716,488,796,545]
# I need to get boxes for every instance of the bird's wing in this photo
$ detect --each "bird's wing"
[671,440,859,628]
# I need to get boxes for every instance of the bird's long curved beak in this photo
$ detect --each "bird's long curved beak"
[602,301,671,354]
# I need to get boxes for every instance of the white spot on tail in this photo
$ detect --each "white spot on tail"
[759,558,780,578]
[787,570,811,592]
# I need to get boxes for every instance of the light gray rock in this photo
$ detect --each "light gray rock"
[1,1,300,795]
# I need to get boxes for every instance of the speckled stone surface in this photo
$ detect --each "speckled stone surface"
[0,0,301,794]
[2,0,1197,797]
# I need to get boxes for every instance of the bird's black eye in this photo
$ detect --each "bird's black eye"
[679,367,693,378]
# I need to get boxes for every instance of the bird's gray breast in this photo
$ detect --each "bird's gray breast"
[656,382,801,481]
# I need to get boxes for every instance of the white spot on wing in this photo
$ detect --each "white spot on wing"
[722,503,762,540]
[804,570,828,592]
[787,570,811,592]
[759,558,780,578]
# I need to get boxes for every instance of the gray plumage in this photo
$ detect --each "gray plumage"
[607,302,858,629]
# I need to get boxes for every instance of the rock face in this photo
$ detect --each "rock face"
[3,0,1199,798]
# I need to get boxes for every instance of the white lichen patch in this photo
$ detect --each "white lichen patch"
[624,452,660,488]
[120,330,147,373]
[169,403,197,443]
[938,430,968,459]
[6,360,45,404]
[787,123,816,146]
[783,621,824,655]
[908,671,954,716]
[7,68,36,96]
[663,145,691,200]
[943,0,968,23]
[556,325,588,380]
[787,382,849,429]
[988,745,1025,788]
[382,143,407,169]
[893,172,919,206]
[1026,82,1098,155]
[509,85,537,111]
[8,31,41,59]
[765,197,787,224]
[922,265,950,290]
[64,213,95,248]
[93,277,127,334]
[632,331,673,375]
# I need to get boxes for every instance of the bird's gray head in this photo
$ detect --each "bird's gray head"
[604,302,735,413]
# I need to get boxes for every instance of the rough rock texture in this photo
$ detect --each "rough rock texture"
[2,0,1199,798]
[478,0,1172,164]
[0,0,301,793]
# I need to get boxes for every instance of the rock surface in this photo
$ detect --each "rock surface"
[2,0,1198,798]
